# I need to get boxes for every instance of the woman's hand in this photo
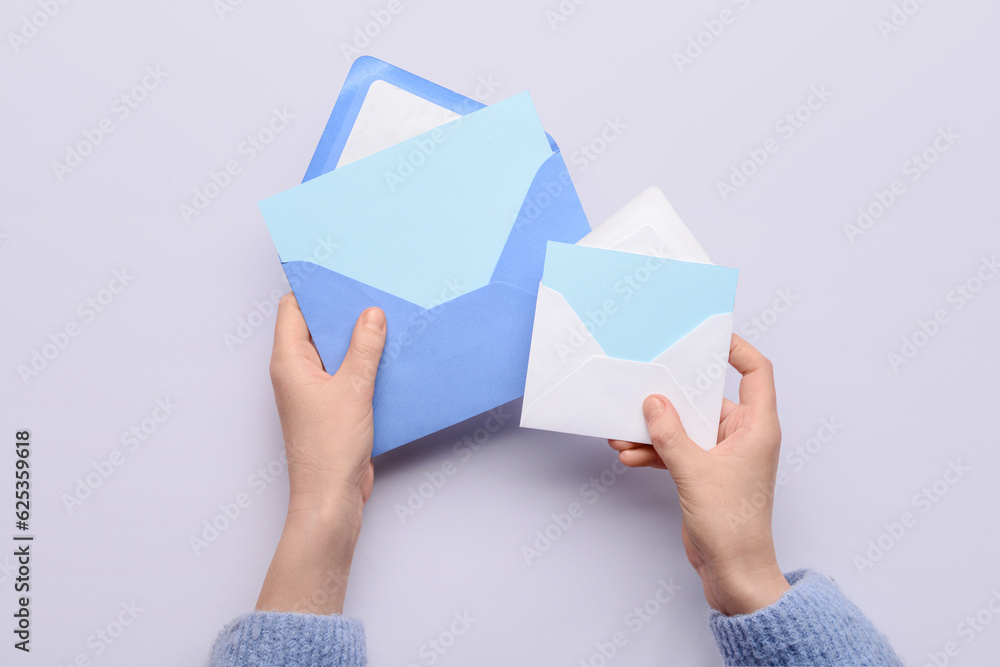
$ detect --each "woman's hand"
[609,334,790,616]
[256,294,386,615]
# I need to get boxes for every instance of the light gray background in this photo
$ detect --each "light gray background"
[2,0,998,665]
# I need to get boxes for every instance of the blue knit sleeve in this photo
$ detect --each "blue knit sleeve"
[710,569,903,666]
[210,611,366,666]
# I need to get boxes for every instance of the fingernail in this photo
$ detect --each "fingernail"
[643,396,665,422]
[363,308,385,332]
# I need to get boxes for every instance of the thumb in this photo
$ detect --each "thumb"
[643,395,705,473]
[336,308,387,398]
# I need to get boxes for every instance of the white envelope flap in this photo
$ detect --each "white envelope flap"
[648,311,734,443]
[578,187,713,264]
[521,286,734,449]
[522,285,608,403]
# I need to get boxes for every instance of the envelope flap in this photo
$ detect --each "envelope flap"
[520,354,718,449]
[651,311,734,432]
[578,187,712,264]
[489,152,592,294]
[286,259,541,455]
[283,260,424,377]
[369,280,538,454]
[540,242,738,363]
[523,284,609,405]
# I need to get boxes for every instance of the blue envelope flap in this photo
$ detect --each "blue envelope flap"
[284,259,535,455]
[489,152,592,295]
[372,280,536,453]
[284,260,424,376]
[541,242,739,363]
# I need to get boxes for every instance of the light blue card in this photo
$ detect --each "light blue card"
[541,242,739,363]
[261,92,553,310]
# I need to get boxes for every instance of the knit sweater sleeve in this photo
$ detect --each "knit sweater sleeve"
[210,611,366,666]
[709,569,903,666]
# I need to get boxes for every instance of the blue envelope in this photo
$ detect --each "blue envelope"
[261,58,591,455]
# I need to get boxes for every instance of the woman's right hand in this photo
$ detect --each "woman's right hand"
[609,334,791,616]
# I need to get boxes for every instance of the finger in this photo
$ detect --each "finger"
[272,293,322,368]
[717,398,738,444]
[728,334,776,408]
[608,439,645,452]
[336,308,387,397]
[644,395,706,473]
[618,446,667,469]
[719,397,737,422]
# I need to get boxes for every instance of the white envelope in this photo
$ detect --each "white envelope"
[520,189,735,450]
